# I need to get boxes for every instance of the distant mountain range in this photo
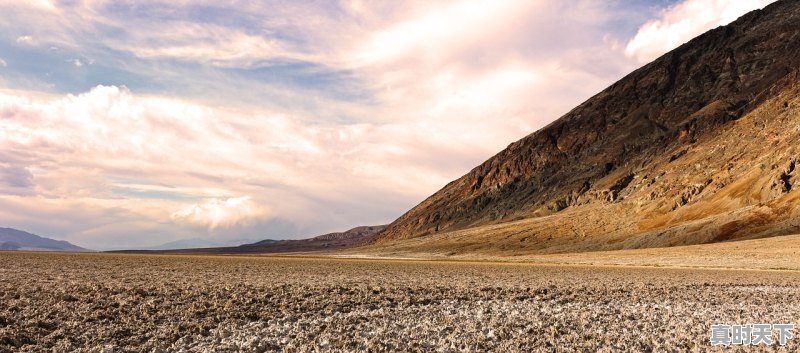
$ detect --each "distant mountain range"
[145,237,261,250]
[0,228,87,251]
[117,225,387,254]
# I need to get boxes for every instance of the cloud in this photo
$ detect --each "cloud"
[0,58,6,67]
[0,163,34,195]
[0,194,198,249]
[110,23,313,68]
[171,196,265,229]
[349,1,540,67]
[28,0,56,11]
[0,85,464,247]
[625,0,777,62]
[16,36,33,44]
[0,1,342,69]
[0,1,694,249]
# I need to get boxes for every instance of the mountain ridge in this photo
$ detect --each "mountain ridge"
[115,225,386,254]
[371,0,800,254]
[145,237,260,250]
[0,228,87,252]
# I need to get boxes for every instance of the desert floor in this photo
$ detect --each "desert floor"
[351,233,800,271]
[2,250,800,352]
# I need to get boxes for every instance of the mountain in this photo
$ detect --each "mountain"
[116,225,386,254]
[0,228,87,252]
[245,239,279,247]
[225,225,387,253]
[371,0,800,255]
[305,225,389,242]
[146,237,260,250]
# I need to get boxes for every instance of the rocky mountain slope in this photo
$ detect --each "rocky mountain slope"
[311,226,388,241]
[371,0,800,255]
[0,228,87,251]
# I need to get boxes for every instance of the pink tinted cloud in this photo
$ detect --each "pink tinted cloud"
[625,0,777,62]
[0,1,642,248]
[0,0,773,248]
[0,85,473,247]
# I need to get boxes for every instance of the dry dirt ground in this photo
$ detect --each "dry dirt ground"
[1,251,800,352]
[352,233,800,271]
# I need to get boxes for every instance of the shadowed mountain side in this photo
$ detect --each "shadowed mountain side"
[0,228,87,252]
[370,0,800,255]
[113,225,386,254]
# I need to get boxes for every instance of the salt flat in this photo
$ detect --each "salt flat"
[1,251,799,352]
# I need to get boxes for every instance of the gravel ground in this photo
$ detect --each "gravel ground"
[1,252,799,352]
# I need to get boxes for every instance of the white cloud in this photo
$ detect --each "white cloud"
[0,85,474,246]
[0,2,342,69]
[625,0,776,62]
[0,1,670,248]
[350,1,539,67]
[0,58,6,67]
[171,196,266,229]
[30,0,56,10]
[111,23,314,68]
[3,0,57,12]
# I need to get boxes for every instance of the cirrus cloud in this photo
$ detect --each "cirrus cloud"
[0,0,777,249]
[625,0,777,62]
[0,85,468,248]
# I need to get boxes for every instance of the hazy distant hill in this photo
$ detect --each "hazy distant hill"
[118,225,386,254]
[372,0,800,255]
[146,237,260,250]
[0,228,87,251]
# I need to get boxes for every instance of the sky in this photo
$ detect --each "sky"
[0,0,777,249]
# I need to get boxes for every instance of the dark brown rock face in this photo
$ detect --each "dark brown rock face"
[376,0,800,251]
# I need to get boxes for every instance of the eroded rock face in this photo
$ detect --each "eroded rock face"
[312,225,388,241]
[375,0,800,251]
